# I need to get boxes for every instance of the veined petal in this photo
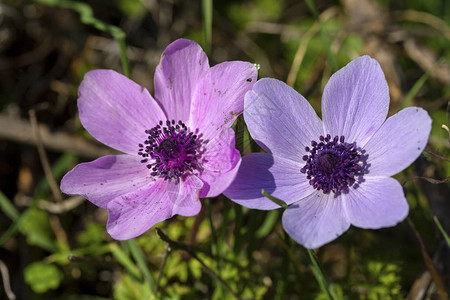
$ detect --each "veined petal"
[343,177,409,229]
[60,155,153,209]
[171,175,203,216]
[202,128,238,172]
[363,107,432,177]
[282,191,350,249]
[106,175,203,240]
[106,179,174,240]
[78,70,166,155]
[199,128,242,197]
[244,78,323,160]
[154,39,209,122]
[322,56,389,147]
[199,154,241,198]
[224,153,316,210]
[190,61,257,140]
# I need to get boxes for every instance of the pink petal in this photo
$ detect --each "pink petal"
[343,177,409,229]
[199,155,241,198]
[199,128,242,198]
[322,56,389,147]
[282,191,350,249]
[363,107,432,177]
[154,39,209,123]
[189,61,257,140]
[224,153,316,210]
[244,78,323,159]
[60,155,153,209]
[106,175,203,240]
[172,175,203,216]
[78,70,166,155]
[202,128,238,172]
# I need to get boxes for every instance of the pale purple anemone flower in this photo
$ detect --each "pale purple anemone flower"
[224,56,432,249]
[61,39,257,240]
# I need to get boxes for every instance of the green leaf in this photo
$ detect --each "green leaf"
[19,207,56,252]
[24,261,63,293]
[113,273,155,300]
[77,222,106,247]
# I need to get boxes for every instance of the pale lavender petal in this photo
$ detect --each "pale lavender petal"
[154,39,209,122]
[244,78,323,160]
[343,177,409,228]
[199,128,242,197]
[322,56,389,147]
[60,155,153,209]
[224,153,316,210]
[78,70,166,155]
[282,191,350,249]
[190,61,257,140]
[363,107,432,177]
[106,175,203,240]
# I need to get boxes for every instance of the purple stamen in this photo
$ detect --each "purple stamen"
[138,120,203,181]
[300,135,362,194]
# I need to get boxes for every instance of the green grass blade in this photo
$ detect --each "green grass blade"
[255,210,279,239]
[307,248,334,300]
[0,209,29,246]
[402,72,430,108]
[34,152,77,198]
[401,58,445,108]
[0,191,19,221]
[34,0,130,77]
[434,216,450,248]
[110,243,142,280]
[305,0,338,72]
[125,239,155,289]
[205,198,225,297]
[233,205,243,254]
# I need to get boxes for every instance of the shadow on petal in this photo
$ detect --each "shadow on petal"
[224,153,279,210]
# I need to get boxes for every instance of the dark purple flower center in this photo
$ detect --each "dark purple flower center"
[138,120,204,181]
[300,134,364,194]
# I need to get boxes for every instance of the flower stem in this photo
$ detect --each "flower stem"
[202,0,213,55]
[154,243,170,294]
[306,248,334,300]
[117,35,130,78]
[155,228,241,299]
[261,189,288,209]
[206,198,225,298]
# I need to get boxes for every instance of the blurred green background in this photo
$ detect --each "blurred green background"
[0,0,449,299]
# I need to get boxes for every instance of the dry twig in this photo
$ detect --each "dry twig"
[0,113,115,158]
